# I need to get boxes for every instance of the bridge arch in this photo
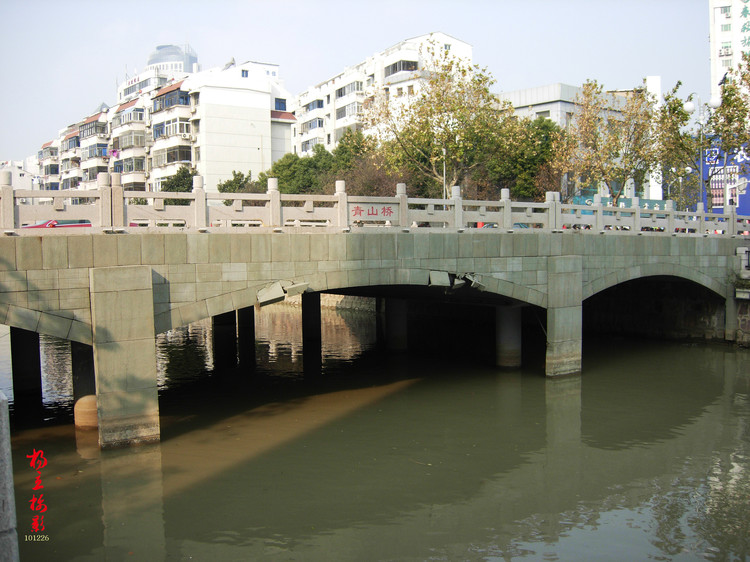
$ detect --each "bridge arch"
[583,263,729,302]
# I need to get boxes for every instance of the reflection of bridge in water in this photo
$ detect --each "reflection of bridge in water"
[1,169,749,448]
[11,339,747,560]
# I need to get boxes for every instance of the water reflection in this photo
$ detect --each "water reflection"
[6,305,750,561]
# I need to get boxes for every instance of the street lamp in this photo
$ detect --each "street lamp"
[683,95,721,210]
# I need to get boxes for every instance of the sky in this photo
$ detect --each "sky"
[0,0,710,162]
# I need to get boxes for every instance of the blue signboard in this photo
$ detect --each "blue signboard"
[701,145,750,215]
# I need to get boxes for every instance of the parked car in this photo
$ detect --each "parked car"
[22,219,92,228]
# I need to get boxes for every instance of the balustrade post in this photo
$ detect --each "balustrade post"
[396,183,409,228]
[267,178,281,227]
[593,194,604,231]
[451,185,462,228]
[665,200,675,233]
[697,202,706,234]
[110,172,124,228]
[631,197,641,232]
[546,191,561,231]
[501,188,512,229]
[0,170,14,229]
[726,205,737,235]
[192,175,207,228]
[336,180,348,228]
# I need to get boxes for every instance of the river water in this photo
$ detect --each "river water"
[3,304,750,561]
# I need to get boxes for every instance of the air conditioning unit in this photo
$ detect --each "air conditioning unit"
[190,135,197,142]
[181,133,190,140]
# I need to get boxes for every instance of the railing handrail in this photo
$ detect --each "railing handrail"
[1,171,749,236]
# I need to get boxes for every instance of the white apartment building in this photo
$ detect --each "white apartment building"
[292,32,472,155]
[709,0,748,99]
[36,45,295,194]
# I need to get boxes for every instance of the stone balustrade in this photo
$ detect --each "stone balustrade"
[1,171,749,236]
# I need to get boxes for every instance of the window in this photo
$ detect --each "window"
[335,102,361,120]
[408,85,414,95]
[79,121,107,139]
[152,89,190,113]
[43,164,59,175]
[63,136,80,151]
[384,60,418,78]
[152,123,165,140]
[335,81,363,98]
[275,98,287,111]
[397,87,403,97]
[722,24,732,32]
[151,146,192,168]
[82,143,108,159]
[723,58,733,67]
[81,166,108,182]
[163,118,191,137]
[721,6,731,14]
[117,131,146,149]
[241,69,249,78]
[301,138,322,152]
[304,99,324,112]
[301,117,324,133]
[112,108,145,129]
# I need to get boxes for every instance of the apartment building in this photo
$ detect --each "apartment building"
[708,0,747,99]
[292,32,472,155]
[36,45,295,194]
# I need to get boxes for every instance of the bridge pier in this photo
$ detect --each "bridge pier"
[237,306,255,369]
[10,327,43,418]
[90,266,160,448]
[496,305,522,368]
[383,298,409,352]
[302,292,322,373]
[545,256,583,377]
[212,311,237,370]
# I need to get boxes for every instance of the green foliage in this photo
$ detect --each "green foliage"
[553,79,658,204]
[481,116,563,200]
[365,42,511,197]
[656,53,750,209]
[160,165,196,205]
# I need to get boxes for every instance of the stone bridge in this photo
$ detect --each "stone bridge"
[1,171,749,448]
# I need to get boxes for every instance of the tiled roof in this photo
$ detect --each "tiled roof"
[83,112,103,124]
[116,99,137,113]
[63,130,79,140]
[41,141,53,148]
[271,110,296,121]
[154,80,185,97]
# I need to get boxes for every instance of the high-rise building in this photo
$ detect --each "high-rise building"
[36,45,295,194]
[292,32,472,156]
[708,0,747,99]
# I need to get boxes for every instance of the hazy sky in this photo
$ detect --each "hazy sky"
[1,0,710,162]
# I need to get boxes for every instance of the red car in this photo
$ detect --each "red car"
[22,219,92,228]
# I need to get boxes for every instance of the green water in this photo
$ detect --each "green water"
[4,306,749,561]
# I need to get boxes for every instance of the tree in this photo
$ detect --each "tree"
[365,42,513,197]
[160,165,197,205]
[255,144,335,194]
[482,116,564,201]
[553,79,658,204]
[656,53,750,211]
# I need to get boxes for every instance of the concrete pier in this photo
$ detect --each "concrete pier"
[237,306,255,369]
[90,266,160,448]
[0,392,19,562]
[545,256,583,377]
[212,311,237,370]
[10,327,42,402]
[496,305,522,368]
[302,292,322,373]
